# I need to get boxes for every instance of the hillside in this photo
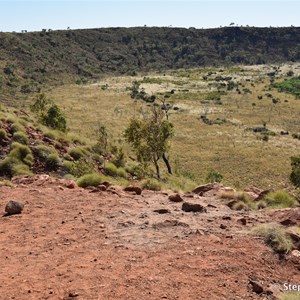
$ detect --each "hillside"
[1,26,300,99]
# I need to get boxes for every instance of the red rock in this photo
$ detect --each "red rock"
[124,186,142,195]
[168,193,183,202]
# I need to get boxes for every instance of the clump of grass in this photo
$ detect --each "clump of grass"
[165,174,197,192]
[141,178,162,191]
[77,173,104,188]
[9,142,32,162]
[11,122,25,133]
[116,167,127,178]
[252,223,293,253]
[0,128,8,142]
[264,191,297,208]
[13,131,28,144]
[103,162,127,178]
[69,147,89,161]
[232,201,249,211]
[46,153,61,170]
[34,145,57,161]
[280,292,300,300]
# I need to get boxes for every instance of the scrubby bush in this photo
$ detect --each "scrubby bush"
[0,128,8,142]
[9,142,31,162]
[77,173,104,188]
[43,104,67,132]
[290,155,300,188]
[252,223,293,253]
[232,201,249,211]
[24,154,34,166]
[13,131,28,144]
[141,178,162,191]
[0,157,32,177]
[206,170,223,183]
[11,123,25,133]
[34,145,57,161]
[46,153,60,170]
[116,167,127,178]
[69,147,87,161]
[103,162,118,177]
[11,163,32,176]
[125,162,145,179]
[264,191,297,208]
[62,159,95,177]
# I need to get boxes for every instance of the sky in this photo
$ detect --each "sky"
[0,1,299,32]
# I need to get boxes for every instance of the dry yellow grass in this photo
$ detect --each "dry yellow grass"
[42,63,300,190]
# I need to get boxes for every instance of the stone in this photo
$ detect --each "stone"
[249,280,264,294]
[97,184,107,191]
[168,193,183,202]
[238,217,247,225]
[280,219,296,226]
[192,183,223,196]
[153,209,170,214]
[101,181,112,189]
[182,202,207,213]
[291,250,300,258]
[124,186,142,195]
[5,201,24,215]
[65,181,76,189]
[226,199,238,208]
[220,224,227,229]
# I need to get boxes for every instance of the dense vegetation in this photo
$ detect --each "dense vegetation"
[273,77,300,98]
[1,26,300,99]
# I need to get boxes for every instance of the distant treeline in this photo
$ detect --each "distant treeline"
[0,26,300,85]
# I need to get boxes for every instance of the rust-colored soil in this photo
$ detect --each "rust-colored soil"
[0,176,299,300]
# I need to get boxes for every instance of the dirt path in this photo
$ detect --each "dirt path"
[0,176,299,299]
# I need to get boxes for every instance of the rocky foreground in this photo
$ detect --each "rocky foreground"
[0,175,300,300]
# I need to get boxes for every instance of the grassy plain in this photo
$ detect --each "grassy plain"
[45,63,300,190]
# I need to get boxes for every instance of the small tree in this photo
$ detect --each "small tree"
[43,104,67,132]
[124,105,174,179]
[30,93,53,115]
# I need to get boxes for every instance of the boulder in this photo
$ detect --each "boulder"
[249,280,264,294]
[5,201,24,215]
[192,183,223,196]
[124,186,142,195]
[168,193,183,202]
[182,202,207,213]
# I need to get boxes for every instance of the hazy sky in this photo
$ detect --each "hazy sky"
[0,1,299,32]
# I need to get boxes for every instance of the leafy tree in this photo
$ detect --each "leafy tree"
[290,155,300,188]
[124,105,174,179]
[43,104,67,132]
[30,93,53,115]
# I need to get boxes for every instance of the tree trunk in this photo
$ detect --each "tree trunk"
[154,156,160,179]
[162,153,172,174]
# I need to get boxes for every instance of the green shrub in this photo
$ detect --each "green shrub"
[34,145,56,161]
[24,154,34,166]
[62,159,95,177]
[9,142,32,162]
[0,128,8,142]
[116,167,127,178]
[252,223,293,253]
[125,163,145,179]
[11,123,25,133]
[77,173,104,188]
[103,162,118,177]
[13,131,28,144]
[69,147,87,160]
[42,104,67,132]
[264,191,297,208]
[0,157,32,177]
[141,178,162,191]
[206,170,223,183]
[46,153,60,170]
[11,163,32,176]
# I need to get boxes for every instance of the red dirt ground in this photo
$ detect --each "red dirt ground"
[0,175,299,300]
